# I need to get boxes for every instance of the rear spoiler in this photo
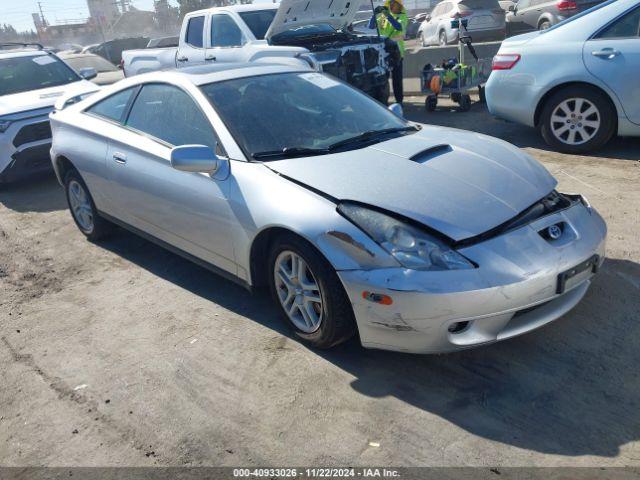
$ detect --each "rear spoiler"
[53,88,101,111]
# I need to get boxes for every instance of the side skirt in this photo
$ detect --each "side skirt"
[98,210,253,292]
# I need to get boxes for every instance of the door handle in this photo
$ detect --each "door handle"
[205,55,216,61]
[112,152,127,164]
[592,48,621,60]
[177,55,189,62]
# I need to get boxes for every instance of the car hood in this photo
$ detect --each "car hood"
[0,80,97,117]
[265,0,361,40]
[266,126,557,241]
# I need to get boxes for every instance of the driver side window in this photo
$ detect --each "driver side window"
[125,84,220,152]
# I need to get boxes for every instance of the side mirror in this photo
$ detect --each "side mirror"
[79,67,97,80]
[171,144,220,174]
[508,4,516,11]
[388,103,404,118]
[426,15,431,22]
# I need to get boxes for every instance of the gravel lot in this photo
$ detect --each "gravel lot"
[1,97,639,467]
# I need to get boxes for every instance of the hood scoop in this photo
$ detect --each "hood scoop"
[410,144,452,163]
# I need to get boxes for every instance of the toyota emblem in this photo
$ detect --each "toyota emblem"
[548,224,562,240]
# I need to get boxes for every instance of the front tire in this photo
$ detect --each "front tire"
[540,85,616,154]
[439,30,448,46]
[64,169,111,241]
[420,32,428,47]
[268,233,356,349]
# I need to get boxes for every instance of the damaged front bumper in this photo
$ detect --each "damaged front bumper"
[337,201,607,354]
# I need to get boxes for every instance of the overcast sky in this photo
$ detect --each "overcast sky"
[2,0,176,32]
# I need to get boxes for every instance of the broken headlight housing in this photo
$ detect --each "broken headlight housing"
[338,203,474,271]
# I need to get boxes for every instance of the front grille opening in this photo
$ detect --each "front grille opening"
[455,191,577,248]
[512,300,552,319]
[12,121,52,148]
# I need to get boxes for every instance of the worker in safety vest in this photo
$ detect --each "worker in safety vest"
[368,0,408,105]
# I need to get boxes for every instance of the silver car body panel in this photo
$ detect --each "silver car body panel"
[50,63,607,353]
[486,0,640,137]
[266,128,556,241]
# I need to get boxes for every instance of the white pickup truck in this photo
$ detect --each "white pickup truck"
[121,1,399,103]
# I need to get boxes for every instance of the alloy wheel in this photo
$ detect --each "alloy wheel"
[274,250,323,333]
[68,180,94,232]
[549,98,601,146]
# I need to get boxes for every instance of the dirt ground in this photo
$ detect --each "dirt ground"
[1,97,639,467]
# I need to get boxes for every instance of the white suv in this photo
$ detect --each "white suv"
[0,43,99,183]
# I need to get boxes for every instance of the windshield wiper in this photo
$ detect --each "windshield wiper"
[252,146,330,160]
[327,125,420,151]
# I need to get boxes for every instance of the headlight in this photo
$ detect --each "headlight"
[0,119,11,133]
[338,203,474,271]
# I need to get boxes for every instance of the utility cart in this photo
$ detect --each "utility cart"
[420,18,493,112]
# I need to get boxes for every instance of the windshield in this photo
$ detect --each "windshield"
[239,9,277,39]
[200,72,410,160]
[63,55,117,73]
[542,0,617,33]
[0,54,79,96]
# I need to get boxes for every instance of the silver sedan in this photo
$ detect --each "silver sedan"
[49,63,607,354]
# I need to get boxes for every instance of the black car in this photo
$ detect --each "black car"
[506,0,604,34]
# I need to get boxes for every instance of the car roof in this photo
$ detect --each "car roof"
[189,3,278,16]
[0,49,50,60]
[132,63,306,87]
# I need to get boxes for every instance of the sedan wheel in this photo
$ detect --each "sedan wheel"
[274,250,323,333]
[68,180,94,233]
[550,98,601,146]
[540,86,616,154]
[268,233,356,349]
[64,169,111,240]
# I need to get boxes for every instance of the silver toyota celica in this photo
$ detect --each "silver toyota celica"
[49,63,607,354]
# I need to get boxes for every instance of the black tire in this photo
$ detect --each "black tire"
[459,94,471,112]
[439,30,448,46]
[538,20,551,30]
[374,82,390,105]
[540,85,616,154]
[425,95,438,112]
[478,85,486,104]
[268,233,356,349]
[63,169,111,241]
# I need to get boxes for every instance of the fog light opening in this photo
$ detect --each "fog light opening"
[448,321,470,334]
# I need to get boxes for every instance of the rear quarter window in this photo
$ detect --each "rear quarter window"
[86,87,136,123]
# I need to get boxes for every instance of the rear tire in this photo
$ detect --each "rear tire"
[540,85,616,154]
[268,233,356,349]
[426,95,438,111]
[538,20,551,30]
[64,169,111,241]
